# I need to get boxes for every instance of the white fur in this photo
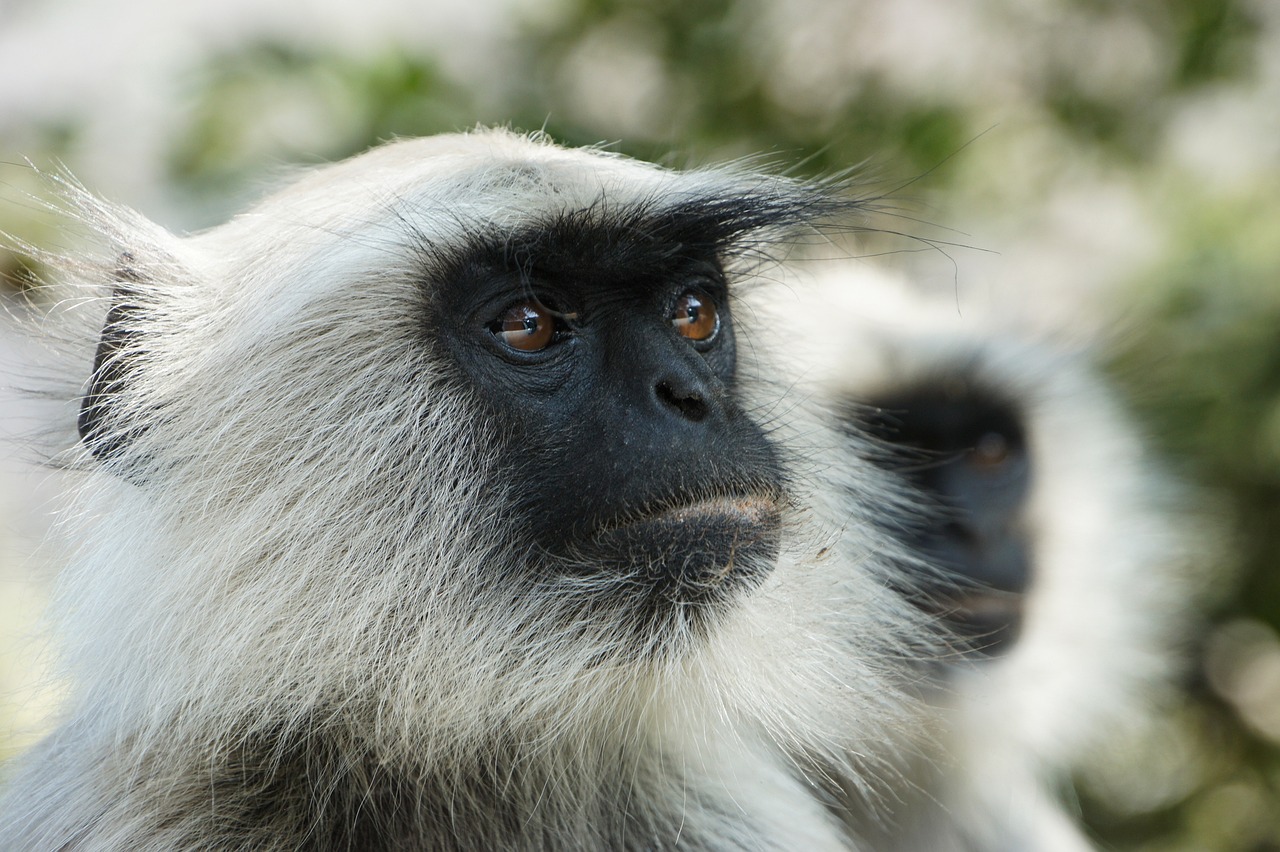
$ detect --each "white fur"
[746,264,1193,851]
[0,130,924,850]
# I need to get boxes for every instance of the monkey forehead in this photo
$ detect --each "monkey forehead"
[183,130,827,327]
[238,131,653,222]
[209,130,803,247]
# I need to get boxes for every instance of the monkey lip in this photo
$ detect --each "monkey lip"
[635,495,780,528]
[586,495,783,590]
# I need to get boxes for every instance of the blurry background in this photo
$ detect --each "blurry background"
[1,0,1278,848]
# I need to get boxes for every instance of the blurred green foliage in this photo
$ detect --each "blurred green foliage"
[169,45,478,205]
[1115,183,1280,623]
[1096,181,1280,849]
[508,0,970,174]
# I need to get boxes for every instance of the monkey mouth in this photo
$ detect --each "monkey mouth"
[585,495,782,597]
[630,495,780,532]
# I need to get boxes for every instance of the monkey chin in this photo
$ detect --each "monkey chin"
[587,495,782,607]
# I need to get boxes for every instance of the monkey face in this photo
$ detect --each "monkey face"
[855,378,1032,656]
[75,132,839,646]
[429,209,786,619]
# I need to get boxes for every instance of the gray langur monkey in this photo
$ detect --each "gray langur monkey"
[0,130,929,850]
[747,266,1190,851]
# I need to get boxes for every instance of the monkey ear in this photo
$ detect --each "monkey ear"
[78,270,147,466]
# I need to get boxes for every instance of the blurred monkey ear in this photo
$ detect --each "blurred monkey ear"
[78,262,146,465]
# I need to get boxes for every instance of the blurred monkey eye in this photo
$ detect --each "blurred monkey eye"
[489,300,557,352]
[970,431,1013,468]
[670,289,720,343]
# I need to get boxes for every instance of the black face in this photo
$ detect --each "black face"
[853,376,1032,658]
[430,209,786,621]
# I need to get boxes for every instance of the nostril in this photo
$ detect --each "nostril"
[656,380,709,422]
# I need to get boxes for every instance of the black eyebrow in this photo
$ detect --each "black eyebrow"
[408,188,846,287]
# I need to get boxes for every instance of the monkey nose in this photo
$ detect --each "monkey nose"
[654,378,710,422]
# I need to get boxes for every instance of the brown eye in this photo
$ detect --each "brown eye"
[490,300,556,352]
[670,289,719,342]
[970,431,1011,468]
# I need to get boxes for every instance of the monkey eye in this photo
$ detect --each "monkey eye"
[970,431,1013,468]
[670,289,720,343]
[489,299,559,352]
